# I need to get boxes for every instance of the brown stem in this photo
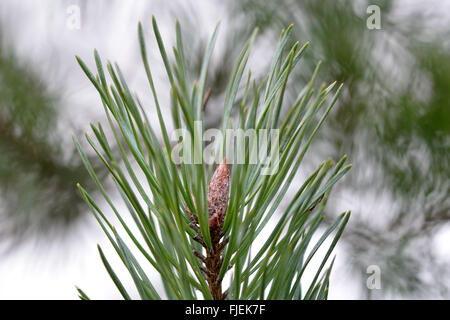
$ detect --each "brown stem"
[192,227,227,299]
[204,229,226,300]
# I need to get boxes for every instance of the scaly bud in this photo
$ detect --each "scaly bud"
[208,158,230,231]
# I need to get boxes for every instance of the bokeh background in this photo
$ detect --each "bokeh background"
[0,0,448,299]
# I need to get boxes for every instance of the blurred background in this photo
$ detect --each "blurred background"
[0,0,448,299]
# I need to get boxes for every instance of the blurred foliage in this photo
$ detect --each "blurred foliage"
[0,0,448,298]
[0,31,102,248]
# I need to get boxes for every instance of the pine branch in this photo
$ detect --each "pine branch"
[73,17,351,300]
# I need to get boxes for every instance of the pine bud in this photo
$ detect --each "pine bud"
[208,159,230,230]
